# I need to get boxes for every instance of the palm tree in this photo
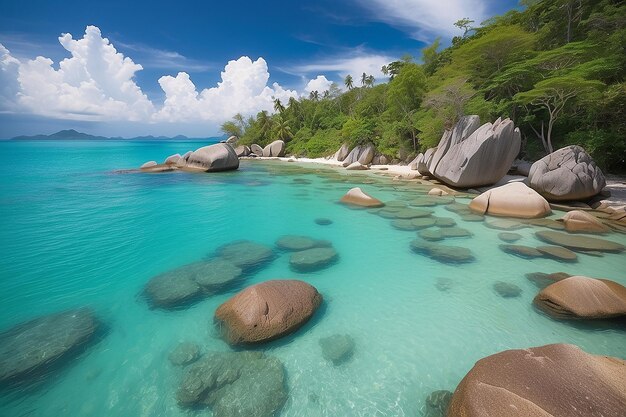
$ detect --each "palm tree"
[344,74,354,90]
[381,65,389,76]
[257,110,273,139]
[361,72,368,87]
[273,117,293,142]
[365,75,375,87]
[273,98,285,114]
[309,90,320,101]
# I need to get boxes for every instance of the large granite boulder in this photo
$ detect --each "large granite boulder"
[419,148,437,175]
[429,115,481,175]
[164,153,182,165]
[186,143,239,172]
[333,143,350,161]
[225,135,238,144]
[528,145,606,201]
[409,153,423,171]
[234,145,250,157]
[343,144,375,165]
[534,276,626,320]
[250,144,264,156]
[0,308,99,384]
[214,280,322,344]
[339,187,384,208]
[447,343,626,417]
[262,140,286,157]
[177,351,287,417]
[561,210,610,233]
[469,182,551,218]
[432,117,521,188]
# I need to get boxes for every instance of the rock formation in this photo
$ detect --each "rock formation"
[469,182,551,218]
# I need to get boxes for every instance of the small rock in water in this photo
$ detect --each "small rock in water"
[410,240,475,264]
[525,272,572,288]
[435,277,454,292]
[216,240,275,272]
[276,235,328,251]
[290,247,339,272]
[498,232,522,243]
[319,334,355,365]
[434,217,456,228]
[315,218,333,226]
[499,244,544,259]
[493,281,522,298]
[536,245,578,262]
[168,342,200,366]
[424,390,453,417]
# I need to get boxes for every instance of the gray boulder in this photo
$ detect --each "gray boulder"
[372,154,390,165]
[428,116,481,175]
[432,117,521,188]
[177,351,287,417]
[250,144,264,156]
[0,308,99,384]
[140,161,157,170]
[186,143,239,172]
[409,153,423,171]
[262,140,285,157]
[528,145,606,201]
[234,145,250,157]
[225,135,238,144]
[344,144,375,165]
[164,153,182,165]
[420,148,436,175]
[334,143,350,161]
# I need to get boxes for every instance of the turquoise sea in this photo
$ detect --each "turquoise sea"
[0,140,625,417]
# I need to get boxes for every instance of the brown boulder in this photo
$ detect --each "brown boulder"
[214,280,322,344]
[535,230,625,253]
[339,187,384,208]
[447,343,626,417]
[534,276,626,320]
[561,210,610,233]
[469,182,551,218]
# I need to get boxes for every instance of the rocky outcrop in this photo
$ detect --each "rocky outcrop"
[431,117,521,187]
[140,161,157,170]
[343,144,375,165]
[339,187,384,208]
[469,182,551,218]
[234,145,251,157]
[333,143,350,161]
[447,343,626,417]
[528,145,606,201]
[262,140,286,157]
[561,210,610,233]
[0,308,99,384]
[215,280,322,344]
[177,351,287,417]
[186,143,239,172]
[534,276,626,320]
[250,144,264,156]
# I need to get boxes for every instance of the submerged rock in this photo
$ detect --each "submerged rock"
[216,240,275,272]
[419,227,472,241]
[177,351,287,417]
[499,244,543,259]
[447,344,626,417]
[168,342,200,366]
[319,334,355,365]
[534,276,626,320]
[535,231,625,253]
[339,187,384,208]
[536,245,578,262]
[493,281,522,298]
[423,390,453,417]
[276,235,328,251]
[290,247,338,272]
[528,145,606,201]
[0,308,99,384]
[314,218,333,226]
[392,217,436,231]
[498,232,522,242]
[145,267,202,309]
[435,277,454,292]
[215,280,322,345]
[192,259,243,291]
[526,272,572,288]
[410,240,474,264]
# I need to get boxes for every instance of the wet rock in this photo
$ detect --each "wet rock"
[499,244,543,259]
[498,232,522,242]
[385,200,408,208]
[434,217,456,227]
[493,281,522,298]
[276,235,328,251]
[424,390,453,417]
[168,342,200,366]
[186,143,239,172]
[536,245,578,262]
[0,308,99,384]
[193,259,243,291]
[177,351,287,417]
[469,182,551,219]
[410,240,474,264]
[215,280,322,344]
[460,214,484,222]
[561,210,610,234]
[526,272,572,288]
[485,219,527,230]
[428,187,449,196]
[392,217,436,231]
[319,334,355,365]
[535,231,625,253]
[315,218,333,226]
[447,344,626,417]
[217,241,275,272]
[534,276,626,320]
[419,227,472,241]
[145,266,202,308]
[528,145,606,201]
[394,208,434,219]
[524,218,565,230]
[290,247,338,272]
[262,140,286,157]
[339,187,384,208]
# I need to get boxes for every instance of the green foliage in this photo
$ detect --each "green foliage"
[232,0,625,171]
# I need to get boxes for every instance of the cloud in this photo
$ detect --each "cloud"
[0,43,20,111]
[16,26,154,121]
[354,0,489,40]
[286,51,394,83]
[154,56,298,122]
[304,75,333,94]
[114,41,214,72]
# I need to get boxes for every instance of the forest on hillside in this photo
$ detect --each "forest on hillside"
[222,0,626,173]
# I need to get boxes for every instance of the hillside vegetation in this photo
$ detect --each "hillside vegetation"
[222,0,626,172]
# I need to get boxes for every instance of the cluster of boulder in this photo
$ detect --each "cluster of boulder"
[140,142,240,173]
[237,140,286,158]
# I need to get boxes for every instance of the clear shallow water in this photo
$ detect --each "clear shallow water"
[0,140,625,417]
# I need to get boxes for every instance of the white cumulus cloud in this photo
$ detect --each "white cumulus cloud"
[154,56,298,122]
[355,0,489,40]
[0,43,21,111]
[289,52,394,83]
[304,75,333,95]
[16,26,154,121]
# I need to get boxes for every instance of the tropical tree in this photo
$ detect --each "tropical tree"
[344,74,354,90]
[454,18,475,37]
[365,75,375,88]
[273,98,285,114]
[361,72,368,87]
[273,117,293,142]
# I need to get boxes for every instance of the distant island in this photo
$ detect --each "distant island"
[11,129,220,141]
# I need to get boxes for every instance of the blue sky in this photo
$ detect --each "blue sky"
[0,0,519,137]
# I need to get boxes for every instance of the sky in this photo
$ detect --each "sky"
[0,0,519,138]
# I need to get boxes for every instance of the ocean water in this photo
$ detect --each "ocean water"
[0,140,625,417]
